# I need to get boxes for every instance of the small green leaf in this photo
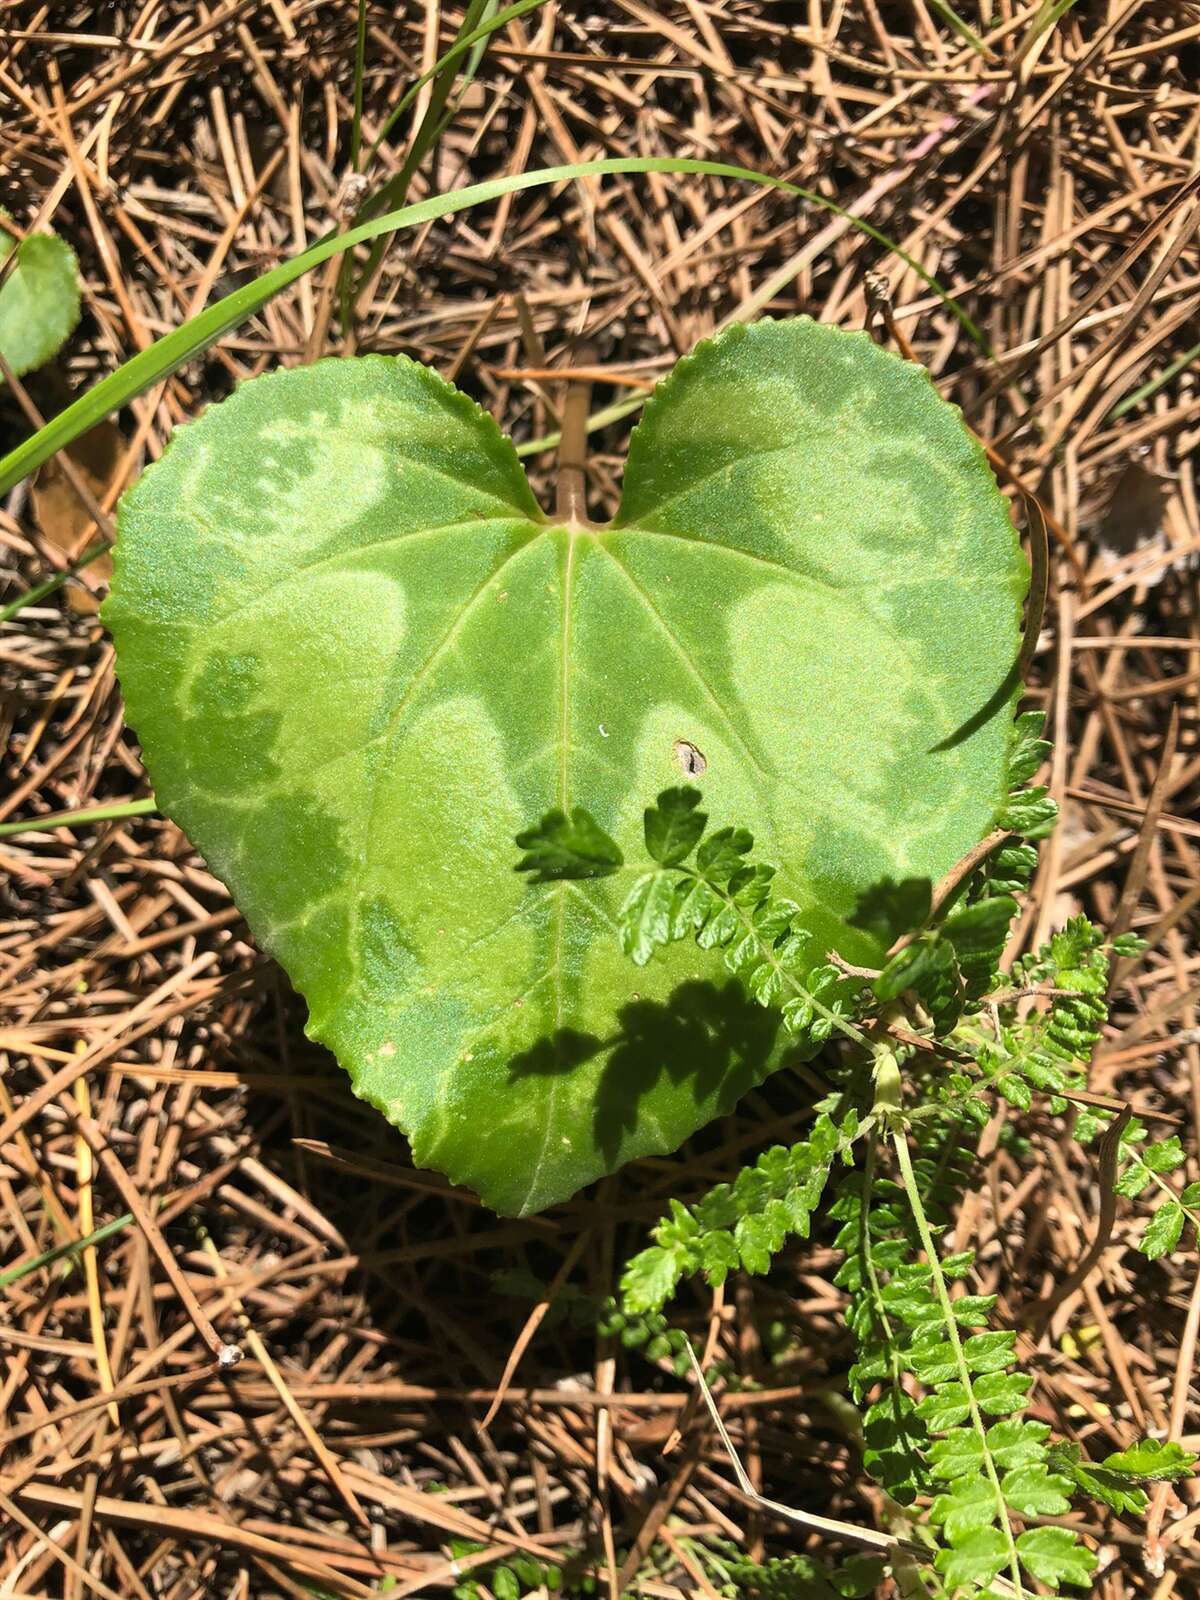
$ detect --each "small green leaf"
[1141,1202,1185,1260]
[996,1073,1032,1110]
[930,1475,995,1541]
[973,1370,1033,1415]
[951,1295,998,1327]
[874,936,964,1031]
[1000,786,1059,838]
[943,896,1017,967]
[619,872,679,966]
[1103,1438,1197,1481]
[911,1340,959,1386]
[515,806,623,881]
[1001,1466,1073,1516]
[1006,710,1049,787]
[916,1383,971,1432]
[935,1527,1009,1588]
[987,1418,1050,1469]
[929,1429,985,1480]
[1142,1136,1186,1174]
[940,1250,976,1279]
[733,1211,779,1275]
[644,786,706,866]
[1015,1526,1098,1588]
[620,1245,688,1314]
[0,219,81,380]
[1048,1442,1149,1516]
[1114,1164,1152,1199]
[700,1229,741,1284]
[963,1330,1017,1373]
[695,825,754,884]
[492,1567,519,1600]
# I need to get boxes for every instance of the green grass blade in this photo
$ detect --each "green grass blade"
[433,0,506,152]
[0,536,109,621]
[460,0,503,94]
[517,391,645,458]
[925,0,991,55]
[364,0,549,167]
[350,0,368,172]
[1017,0,1080,54]
[1110,337,1200,421]
[342,0,498,316]
[0,1212,133,1289]
[0,157,986,501]
[0,798,158,839]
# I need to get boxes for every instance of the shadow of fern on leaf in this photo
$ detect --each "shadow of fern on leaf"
[508,978,783,1164]
[848,875,932,949]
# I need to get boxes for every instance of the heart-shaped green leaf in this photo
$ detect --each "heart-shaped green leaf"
[105,318,1025,1213]
[0,218,81,380]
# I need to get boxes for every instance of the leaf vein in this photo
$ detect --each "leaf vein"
[596,541,773,783]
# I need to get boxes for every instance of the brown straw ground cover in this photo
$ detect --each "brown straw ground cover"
[1,1,1199,1595]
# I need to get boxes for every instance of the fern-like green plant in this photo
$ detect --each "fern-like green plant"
[720,1550,885,1599]
[87,253,1193,1592]
[618,787,860,1047]
[841,1117,1095,1595]
[1110,1121,1200,1259]
[590,763,1197,1596]
[622,1107,859,1313]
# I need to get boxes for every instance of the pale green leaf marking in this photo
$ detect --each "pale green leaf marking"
[105,319,1026,1213]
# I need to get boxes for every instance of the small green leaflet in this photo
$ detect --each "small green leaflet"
[1109,1121,1198,1258]
[1048,1437,1196,1519]
[986,1418,1051,1470]
[935,1525,1008,1588]
[1141,1201,1187,1260]
[1102,1437,1196,1481]
[106,318,1026,1213]
[514,806,622,881]
[0,218,81,380]
[619,1110,856,1310]
[722,1553,885,1600]
[1014,1526,1098,1589]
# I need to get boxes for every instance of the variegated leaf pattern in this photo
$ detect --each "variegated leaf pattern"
[105,319,1025,1213]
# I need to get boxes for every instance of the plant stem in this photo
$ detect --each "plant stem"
[860,1129,906,1401]
[891,1125,1025,1598]
[349,0,368,172]
[556,350,594,526]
